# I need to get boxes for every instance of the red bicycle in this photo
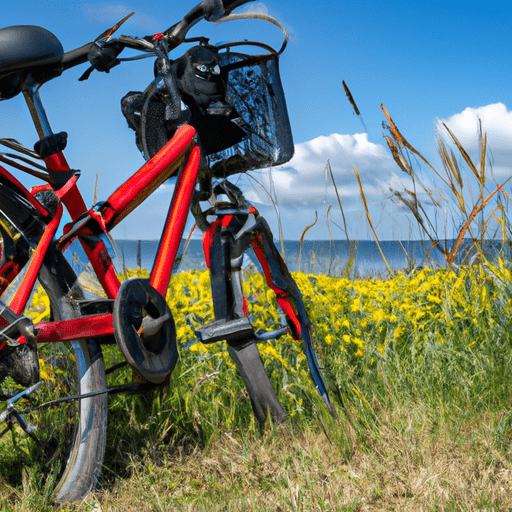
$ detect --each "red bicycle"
[0,0,334,502]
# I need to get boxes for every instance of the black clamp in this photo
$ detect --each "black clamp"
[34,131,68,158]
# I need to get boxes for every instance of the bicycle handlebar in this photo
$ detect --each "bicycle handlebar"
[61,42,95,72]
[62,0,255,75]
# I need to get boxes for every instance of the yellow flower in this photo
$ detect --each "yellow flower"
[39,358,55,382]
[352,337,364,350]
[426,293,442,304]
[351,295,362,312]
[188,342,207,353]
[393,324,405,340]
[325,334,336,345]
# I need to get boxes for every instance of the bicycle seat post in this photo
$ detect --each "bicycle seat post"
[21,75,71,184]
[21,75,54,140]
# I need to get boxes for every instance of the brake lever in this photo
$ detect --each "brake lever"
[78,33,156,82]
[80,39,126,81]
[152,37,182,121]
[78,12,138,81]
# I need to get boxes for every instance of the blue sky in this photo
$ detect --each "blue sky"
[2,0,512,241]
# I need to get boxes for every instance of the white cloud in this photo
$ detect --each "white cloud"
[242,113,512,241]
[80,2,158,29]
[237,2,270,16]
[250,132,396,206]
[437,103,512,179]
[81,2,132,21]
[240,132,409,239]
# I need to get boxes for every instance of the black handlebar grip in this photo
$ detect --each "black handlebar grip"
[87,41,124,73]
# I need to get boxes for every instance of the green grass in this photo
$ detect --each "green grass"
[3,264,512,510]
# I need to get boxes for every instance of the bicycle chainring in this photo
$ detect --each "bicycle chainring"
[113,278,177,384]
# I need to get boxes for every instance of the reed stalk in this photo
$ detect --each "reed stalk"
[381,103,511,269]
[297,212,317,272]
[353,166,394,275]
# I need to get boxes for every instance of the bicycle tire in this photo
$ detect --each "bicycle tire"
[208,226,285,424]
[39,246,108,502]
[0,192,108,502]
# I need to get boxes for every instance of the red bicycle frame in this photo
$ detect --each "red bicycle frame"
[9,124,200,344]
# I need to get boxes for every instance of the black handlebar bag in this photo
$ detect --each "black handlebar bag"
[122,35,294,179]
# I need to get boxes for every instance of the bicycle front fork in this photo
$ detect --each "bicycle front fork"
[191,180,336,417]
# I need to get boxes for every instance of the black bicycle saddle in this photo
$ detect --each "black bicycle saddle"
[0,25,64,100]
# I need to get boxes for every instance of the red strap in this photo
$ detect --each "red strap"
[202,220,222,269]
[54,175,78,201]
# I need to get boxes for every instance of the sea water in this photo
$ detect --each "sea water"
[67,238,506,279]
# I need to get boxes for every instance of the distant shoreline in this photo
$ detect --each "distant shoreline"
[67,238,503,279]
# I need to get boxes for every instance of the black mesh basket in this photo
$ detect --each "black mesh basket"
[205,48,294,178]
[123,15,294,178]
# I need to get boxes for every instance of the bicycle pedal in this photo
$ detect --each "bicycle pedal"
[194,317,254,344]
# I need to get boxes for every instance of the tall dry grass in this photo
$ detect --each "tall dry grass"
[381,104,511,269]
